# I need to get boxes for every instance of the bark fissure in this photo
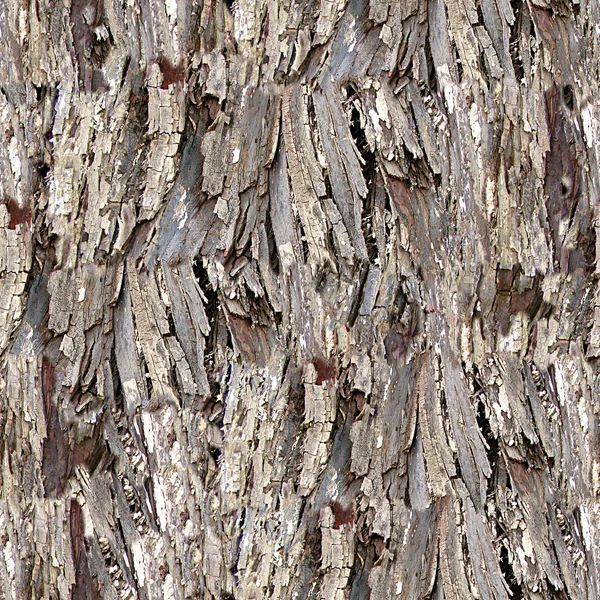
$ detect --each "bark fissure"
[1,0,599,598]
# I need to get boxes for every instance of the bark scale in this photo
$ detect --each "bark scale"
[0,0,599,599]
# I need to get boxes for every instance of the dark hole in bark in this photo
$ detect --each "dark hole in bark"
[166,311,176,336]
[499,544,523,599]
[509,0,524,82]
[546,363,557,397]
[476,3,484,24]
[391,285,407,323]
[111,366,124,413]
[193,257,215,302]
[454,47,464,82]
[347,92,375,182]
[560,180,569,196]
[119,55,131,88]
[37,161,51,182]
[347,93,378,262]
[223,0,235,13]
[478,50,491,90]
[438,387,463,481]
[562,84,575,111]
[298,221,310,263]
[34,83,46,102]
[210,446,222,464]
[424,34,437,92]
[102,546,114,566]
[193,256,223,397]
[264,209,280,274]
[347,265,369,327]
[476,397,499,480]
[139,354,153,403]
[383,185,393,215]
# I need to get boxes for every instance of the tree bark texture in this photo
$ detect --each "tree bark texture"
[1,0,600,598]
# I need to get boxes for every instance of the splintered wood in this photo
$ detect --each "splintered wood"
[0,0,599,598]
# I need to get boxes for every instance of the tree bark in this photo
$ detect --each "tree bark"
[1,0,599,599]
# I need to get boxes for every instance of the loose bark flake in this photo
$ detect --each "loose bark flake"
[1,0,600,599]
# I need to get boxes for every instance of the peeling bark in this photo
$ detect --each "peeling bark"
[1,0,600,599]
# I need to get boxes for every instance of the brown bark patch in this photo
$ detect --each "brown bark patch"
[41,356,70,496]
[5,196,32,230]
[70,499,100,600]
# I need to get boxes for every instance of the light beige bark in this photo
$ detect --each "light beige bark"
[1,0,599,599]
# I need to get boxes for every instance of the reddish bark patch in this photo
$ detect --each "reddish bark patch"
[228,315,268,365]
[158,57,186,89]
[386,178,416,230]
[70,499,84,566]
[329,501,355,529]
[314,357,336,385]
[5,196,32,230]
[70,499,100,600]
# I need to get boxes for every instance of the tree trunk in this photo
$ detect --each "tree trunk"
[1,0,599,598]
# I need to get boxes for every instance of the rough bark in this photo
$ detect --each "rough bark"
[1,0,599,599]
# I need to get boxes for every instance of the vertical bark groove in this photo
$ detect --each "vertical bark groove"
[1,0,599,598]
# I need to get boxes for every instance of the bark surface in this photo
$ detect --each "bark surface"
[1,0,599,599]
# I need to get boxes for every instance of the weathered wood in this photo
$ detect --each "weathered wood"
[1,0,600,598]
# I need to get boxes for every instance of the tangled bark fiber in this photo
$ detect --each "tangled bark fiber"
[0,0,599,598]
